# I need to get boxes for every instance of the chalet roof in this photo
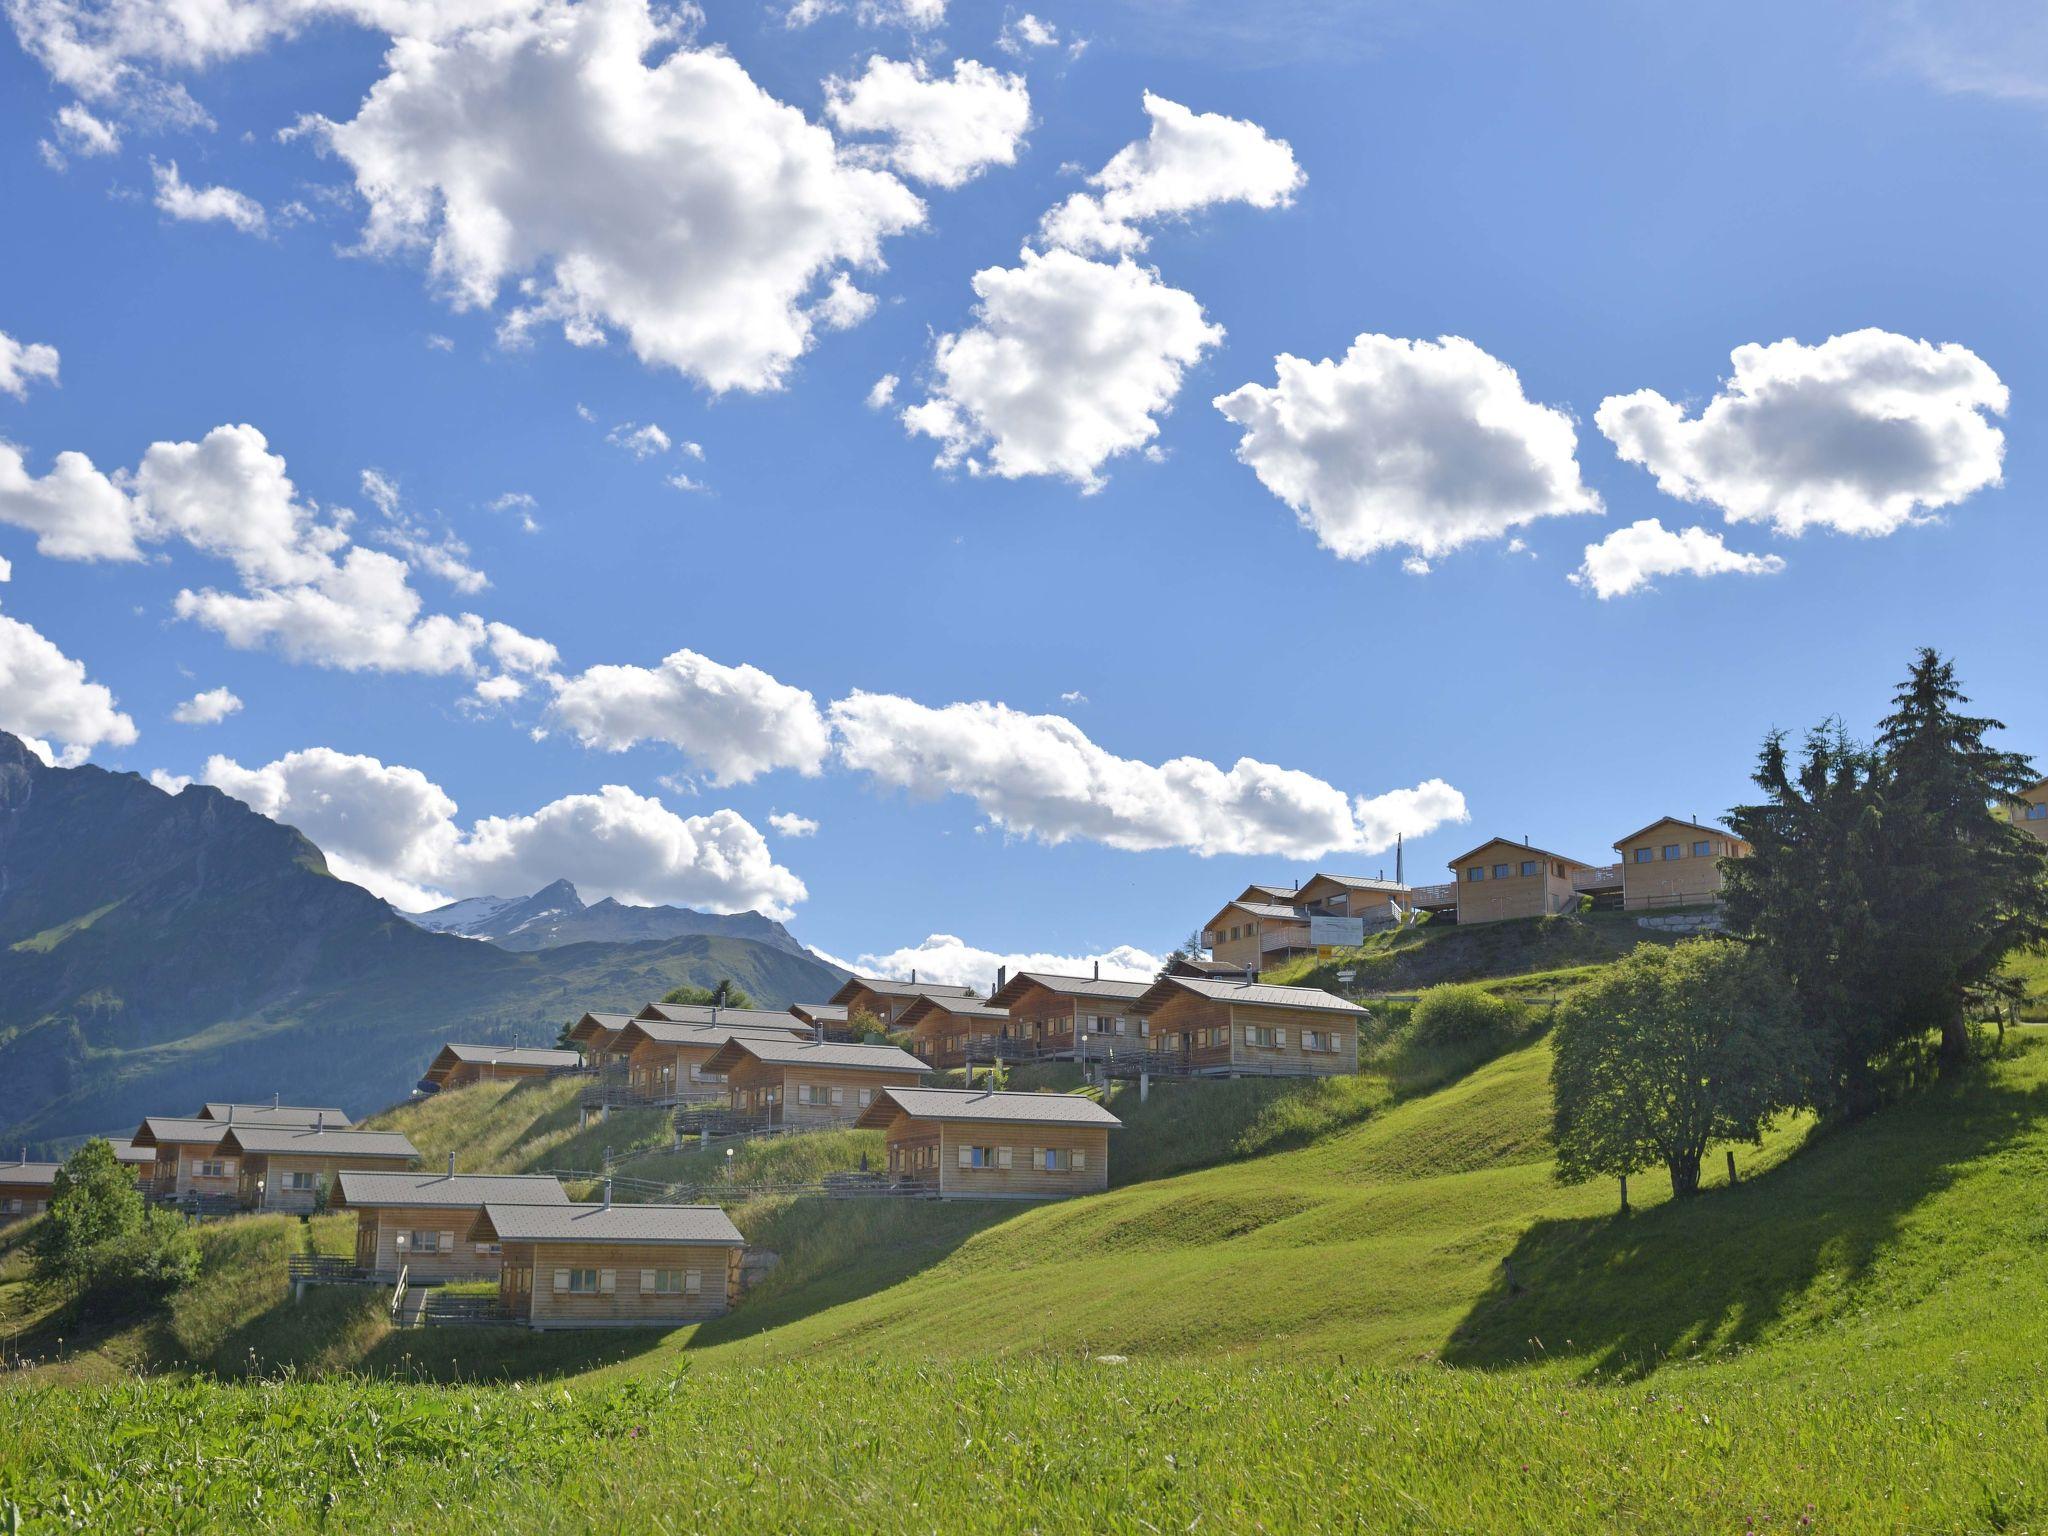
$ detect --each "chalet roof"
[0,1160,60,1187]
[700,1036,930,1077]
[131,1117,230,1148]
[1299,873,1407,894]
[106,1138,155,1165]
[1167,955,1244,978]
[989,971,1150,1008]
[855,1087,1122,1132]
[470,1201,744,1248]
[616,1018,812,1050]
[1611,816,1747,850]
[215,1126,419,1160]
[788,1002,849,1023]
[634,1003,805,1029]
[333,1171,569,1210]
[896,995,1009,1030]
[1237,882,1298,902]
[1446,837,1592,872]
[200,1104,354,1127]
[566,1011,634,1038]
[827,976,979,1006]
[1133,975,1368,1018]
[433,1044,582,1069]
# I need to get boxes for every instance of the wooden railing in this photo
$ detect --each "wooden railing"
[389,1264,409,1321]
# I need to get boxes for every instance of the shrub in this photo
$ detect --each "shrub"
[30,1139,198,1308]
[1407,984,1522,1048]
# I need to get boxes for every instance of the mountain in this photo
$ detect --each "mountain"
[404,878,822,960]
[0,733,848,1151]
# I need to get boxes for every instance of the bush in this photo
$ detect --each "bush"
[30,1139,198,1308]
[1408,984,1522,1048]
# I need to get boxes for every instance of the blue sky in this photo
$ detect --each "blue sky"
[0,0,2041,984]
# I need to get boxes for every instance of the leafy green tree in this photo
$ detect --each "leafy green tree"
[1408,983,1523,1048]
[30,1139,197,1305]
[662,979,756,1010]
[847,1008,887,1044]
[1552,940,1817,1201]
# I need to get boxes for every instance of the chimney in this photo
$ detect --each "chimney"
[995,965,1007,993]
[228,1104,235,1124]
[602,1178,613,1209]
[446,1152,456,1178]
[315,1110,325,1132]
[1092,960,1100,981]
[272,1091,280,1109]
[910,968,918,985]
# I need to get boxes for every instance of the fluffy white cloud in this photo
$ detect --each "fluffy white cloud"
[1038,92,1302,256]
[768,810,818,838]
[1571,518,1787,600]
[825,55,1031,190]
[865,373,898,410]
[171,685,243,724]
[606,422,671,459]
[200,746,807,915]
[152,159,268,235]
[1213,334,1602,560]
[996,13,1059,54]
[855,933,1162,992]
[0,445,141,561]
[0,595,138,764]
[548,647,830,785]
[786,0,945,28]
[1595,329,2008,537]
[40,103,123,168]
[311,0,924,393]
[0,330,61,400]
[829,691,1467,858]
[904,247,1222,490]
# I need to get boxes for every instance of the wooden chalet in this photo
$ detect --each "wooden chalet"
[856,1088,1120,1199]
[419,1043,581,1093]
[472,1197,747,1328]
[333,1166,570,1281]
[128,1116,237,1199]
[105,1138,155,1180]
[1133,976,1366,1078]
[987,969,1150,1058]
[562,1011,635,1069]
[199,1102,353,1127]
[614,1017,813,1106]
[826,975,980,1032]
[217,1123,418,1212]
[0,1155,59,1222]
[787,1002,850,1034]
[700,1037,928,1127]
[1448,838,1592,924]
[896,994,1012,1069]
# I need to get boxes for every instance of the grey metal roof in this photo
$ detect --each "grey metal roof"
[858,1087,1121,1130]
[437,1044,583,1068]
[635,1003,806,1029]
[991,972,1150,1006]
[334,1171,569,1209]
[133,1117,230,1147]
[201,1104,355,1126]
[621,1018,811,1047]
[474,1201,744,1247]
[1136,976,1368,1016]
[0,1161,60,1186]
[1446,837,1591,871]
[106,1138,155,1164]
[829,976,980,1004]
[898,995,1009,1026]
[788,1003,849,1022]
[703,1036,930,1075]
[1223,901,1311,921]
[1305,873,1408,893]
[216,1126,419,1158]
[568,1011,634,1034]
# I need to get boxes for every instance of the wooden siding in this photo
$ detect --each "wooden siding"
[497,1240,738,1328]
[1000,982,1082,1051]
[722,1058,921,1126]
[355,1207,504,1280]
[241,1153,415,1212]
[440,1061,557,1091]
[165,1143,237,1199]
[1226,1005,1359,1076]
[1144,990,1235,1072]
[906,1006,1003,1069]
[934,1120,1108,1199]
[0,1181,49,1220]
[1453,841,1578,925]
[837,984,925,1030]
[623,1037,728,1101]
[1616,822,1747,910]
[2014,783,2048,844]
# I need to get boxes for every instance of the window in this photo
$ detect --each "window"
[2028,804,2047,822]
[959,1145,998,1169]
[645,1268,684,1295]
[408,1230,443,1254]
[1244,1025,1286,1048]
[282,1170,318,1192]
[1036,1148,1087,1172]
[1634,848,1653,863]
[1492,863,1511,879]
[561,1267,602,1294]
[1519,860,1538,877]
[1467,867,1486,882]
[195,1159,228,1179]
[475,1242,501,1257]
[1662,844,1681,860]
[857,1088,873,1107]
[1328,893,1347,912]
[1692,840,1713,857]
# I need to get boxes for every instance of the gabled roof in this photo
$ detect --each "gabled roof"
[564,1011,634,1042]
[469,1201,744,1248]
[1168,955,1245,978]
[1611,816,1748,851]
[634,1003,806,1030]
[215,1126,419,1160]
[615,1018,812,1051]
[896,995,1009,1031]
[855,1087,1122,1131]
[788,1002,849,1024]
[988,971,1150,1008]
[430,1044,582,1070]
[700,1036,930,1077]
[0,1160,60,1187]
[1446,837,1591,872]
[333,1171,569,1211]
[200,1104,354,1127]
[1237,882,1298,902]
[827,976,980,1006]
[1132,975,1368,1018]
[130,1117,230,1149]
[1298,873,1407,895]
[106,1138,155,1165]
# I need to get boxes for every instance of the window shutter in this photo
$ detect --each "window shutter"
[440,1231,454,1253]
[685,1269,702,1296]
[1241,1024,1253,1044]
[1275,1029,1286,1048]
[599,1269,616,1295]
[831,1086,845,1106]
[1073,1149,1087,1170]
[552,1268,570,1292]
[998,1146,1013,1170]
[640,1269,656,1293]
[958,1145,973,1168]
[1032,1148,1042,1171]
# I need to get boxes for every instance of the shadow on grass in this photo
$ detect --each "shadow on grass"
[1440,1062,2048,1380]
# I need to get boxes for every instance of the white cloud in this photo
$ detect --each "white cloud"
[665,472,708,494]
[812,273,877,333]
[1059,689,1087,704]
[826,55,1031,190]
[1213,334,1602,560]
[1570,518,1787,600]
[171,685,243,724]
[786,0,945,28]
[904,247,1222,490]
[174,549,490,671]
[425,332,455,351]
[548,647,829,786]
[769,810,819,837]
[1595,329,2008,538]
[148,768,191,793]
[997,13,1059,54]
[0,595,138,765]
[1038,92,1302,256]
[855,932,1162,992]
[866,373,898,410]
[489,490,538,531]
[152,159,268,235]
[310,0,925,393]
[359,468,401,515]
[51,102,122,159]
[201,746,807,915]
[0,329,62,401]
[606,422,671,459]
[829,690,1467,859]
